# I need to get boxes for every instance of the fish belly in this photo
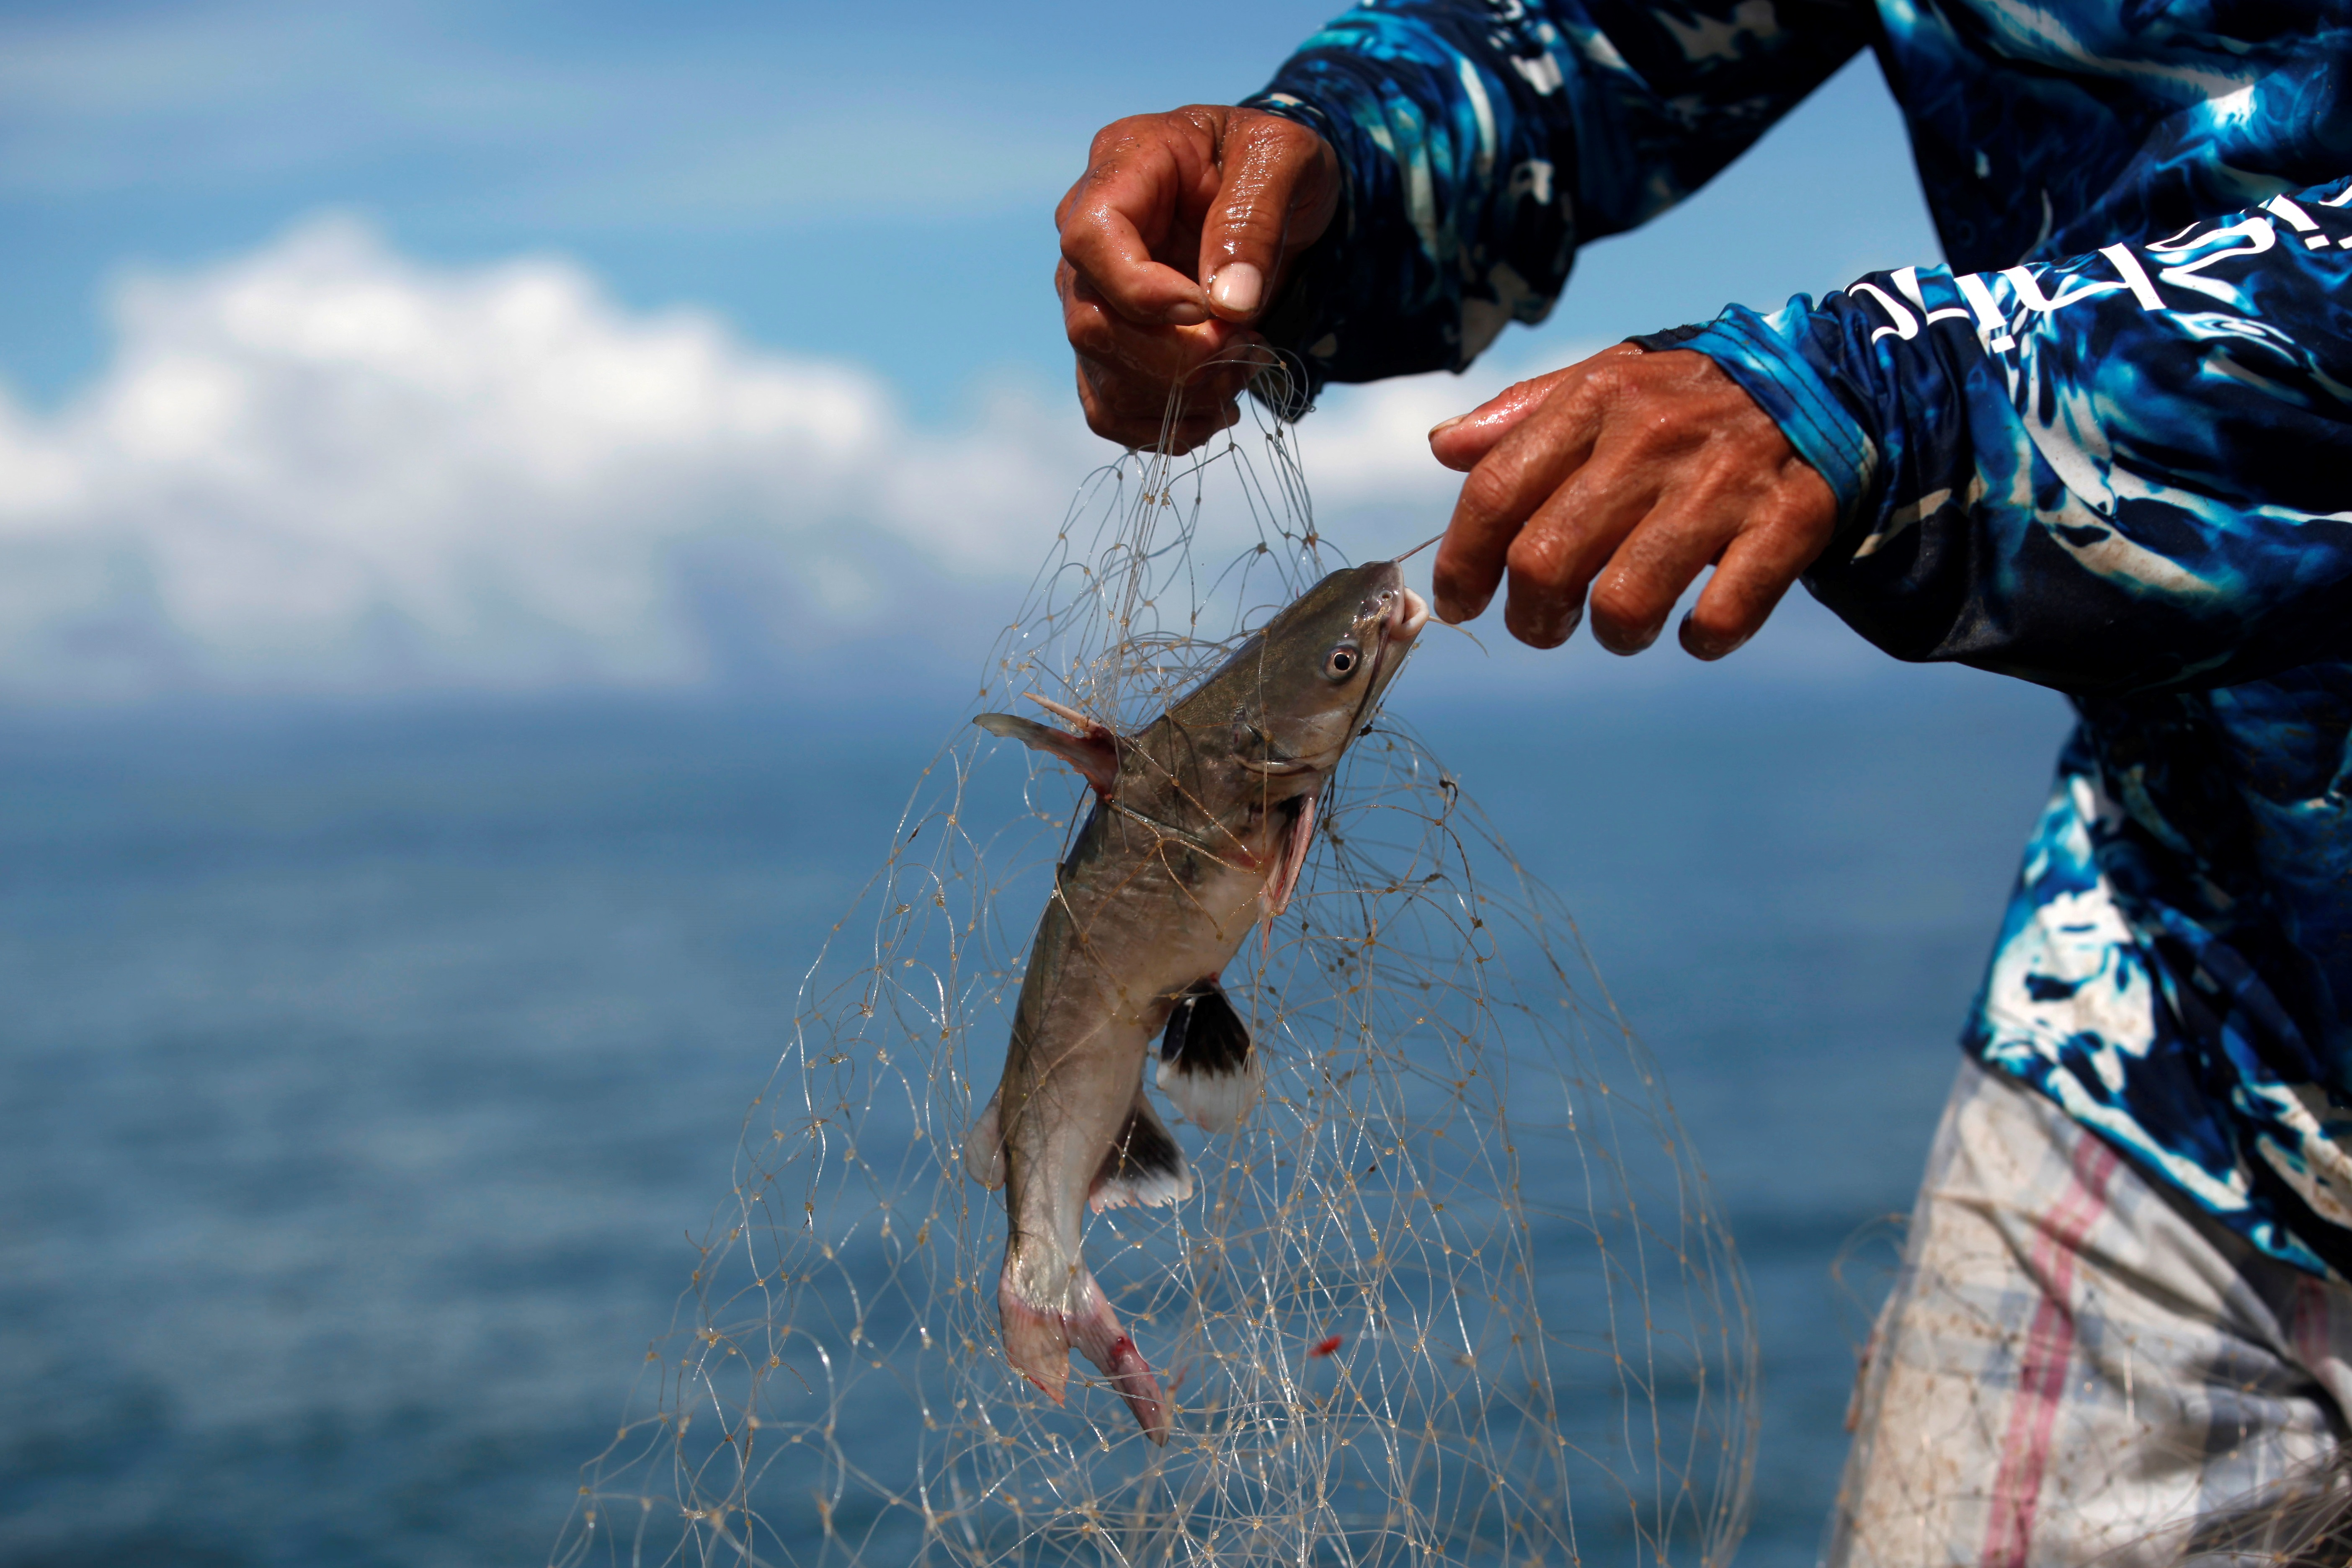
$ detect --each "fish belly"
[988,848,1262,1444]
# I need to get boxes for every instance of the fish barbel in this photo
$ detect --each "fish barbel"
[963,560,1429,1442]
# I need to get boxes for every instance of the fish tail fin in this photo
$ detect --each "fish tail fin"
[1157,976,1262,1134]
[998,1257,1171,1445]
[998,1263,1075,1406]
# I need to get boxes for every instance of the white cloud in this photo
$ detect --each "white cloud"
[0,215,1890,702]
[0,218,1083,694]
[0,217,1519,699]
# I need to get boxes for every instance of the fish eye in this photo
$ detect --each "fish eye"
[1323,644,1361,681]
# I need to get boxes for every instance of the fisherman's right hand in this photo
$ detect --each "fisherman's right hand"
[1057,106,1340,453]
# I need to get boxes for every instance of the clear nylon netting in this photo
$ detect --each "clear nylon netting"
[552,371,1759,1567]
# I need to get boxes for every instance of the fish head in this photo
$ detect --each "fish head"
[1212,560,1430,775]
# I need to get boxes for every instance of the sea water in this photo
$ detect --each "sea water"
[0,671,2072,1567]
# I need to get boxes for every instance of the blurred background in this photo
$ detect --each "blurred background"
[0,3,2074,1564]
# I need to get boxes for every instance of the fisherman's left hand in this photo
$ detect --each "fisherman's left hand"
[1426,345,1837,660]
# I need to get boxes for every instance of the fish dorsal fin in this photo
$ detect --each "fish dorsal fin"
[1088,1091,1192,1213]
[1156,977,1261,1135]
[974,704,1118,796]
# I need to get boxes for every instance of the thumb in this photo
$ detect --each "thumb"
[1198,111,1338,323]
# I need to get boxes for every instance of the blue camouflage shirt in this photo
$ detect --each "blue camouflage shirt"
[1243,0,2352,1273]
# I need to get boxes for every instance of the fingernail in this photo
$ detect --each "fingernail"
[1437,590,1493,626]
[1679,611,1752,660]
[1606,622,1662,657]
[1427,414,1465,441]
[1207,263,1264,316]
[1163,300,1208,326]
[1516,615,1573,650]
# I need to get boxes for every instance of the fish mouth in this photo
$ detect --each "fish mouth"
[1390,585,1430,648]
[1284,578,1422,767]
[1361,575,1428,689]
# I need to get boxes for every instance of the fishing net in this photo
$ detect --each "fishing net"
[550,365,1757,1567]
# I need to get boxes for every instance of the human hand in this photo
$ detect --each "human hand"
[1426,345,1838,658]
[1057,106,1340,452]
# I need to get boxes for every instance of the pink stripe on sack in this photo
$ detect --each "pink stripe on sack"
[2293,1274,2329,1373]
[1981,1132,2121,1568]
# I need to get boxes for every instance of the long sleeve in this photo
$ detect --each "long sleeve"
[1655,177,2352,698]
[1240,0,1871,397]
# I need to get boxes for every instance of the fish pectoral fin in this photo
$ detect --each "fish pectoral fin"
[1261,791,1317,924]
[975,710,1118,796]
[963,1087,1005,1190]
[1088,1091,1192,1212]
[1156,977,1263,1135]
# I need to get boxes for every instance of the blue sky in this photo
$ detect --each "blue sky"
[0,0,1945,696]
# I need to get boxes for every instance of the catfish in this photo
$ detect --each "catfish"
[962,560,1429,1442]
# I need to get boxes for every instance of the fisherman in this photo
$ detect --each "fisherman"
[1057,3,2352,1562]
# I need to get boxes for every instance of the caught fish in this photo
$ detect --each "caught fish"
[962,560,1429,1442]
